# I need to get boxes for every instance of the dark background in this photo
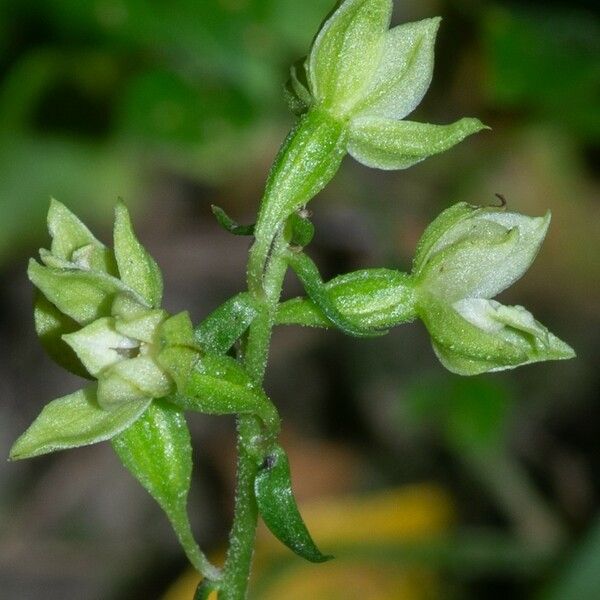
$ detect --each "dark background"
[1,0,598,598]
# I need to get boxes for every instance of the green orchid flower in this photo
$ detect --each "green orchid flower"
[413,202,575,375]
[10,200,192,459]
[286,0,487,170]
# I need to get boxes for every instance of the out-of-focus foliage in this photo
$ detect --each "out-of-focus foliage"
[0,0,333,263]
[483,5,600,141]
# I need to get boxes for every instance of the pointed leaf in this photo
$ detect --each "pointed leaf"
[195,293,258,354]
[353,17,440,120]
[10,387,150,460]
[114,202,163,308]
[255,444,332,563]
[111,400,217,578]
[34,292,91,378]
[172,354,279,435]
[309,0,392,115]
[211,205,255,236]
[348,117,488,170]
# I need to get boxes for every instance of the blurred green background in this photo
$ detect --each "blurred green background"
[0,0,598,598]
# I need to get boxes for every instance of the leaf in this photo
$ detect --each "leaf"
[255,444,332,563]
[111,400,217,577]
[286,251,386,337]
[28,259,131,325]
[348,117,488,170]
[211,205,255,236]
[194,293,258,354]
[9,387,150,460]
[173,354,279,435]
[33,292,91,378]
[353,17,440,120]
[113,202,163,308]
[309,0,392,115]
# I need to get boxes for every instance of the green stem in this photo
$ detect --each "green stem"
[217,106,347,599]
[218,238,288,599]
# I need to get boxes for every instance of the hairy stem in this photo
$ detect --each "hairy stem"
[218,237,289,599]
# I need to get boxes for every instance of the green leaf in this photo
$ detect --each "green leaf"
[173,354,279,435]
[286,251,386,337]
[28,259,130,325]
[353,17,440,120]
[9,387,150,460]
[348,117,488,170]
[111,400,218,578]
[309,0,392,115]
[34,292,90,378]
[255,444,332,563]
[195,293,258,354]
[211,205,255,236]
[113,202,163,308]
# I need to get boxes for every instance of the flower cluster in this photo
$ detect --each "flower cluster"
[11,200,197,459]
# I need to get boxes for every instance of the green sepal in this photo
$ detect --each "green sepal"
[309,0,392,116]
[172,354,279,435]
[348,117,488,170]
[352,17,440,121]
[211,205,255,236]
[47,199,117,274]
[420,296,575,376]
[195,293,258,354]
[254,444,332,563]
[111,400,217,577]
[113,202,163,308]
[285,212,315,248]
[9,386,150,460]
[414,206,551,302]
[33,292,91,378]
[286,251,386,338]
[28,259,132,325]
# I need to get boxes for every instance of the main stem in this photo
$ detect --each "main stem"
[218,240,288,599]
[217,108,346,599]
